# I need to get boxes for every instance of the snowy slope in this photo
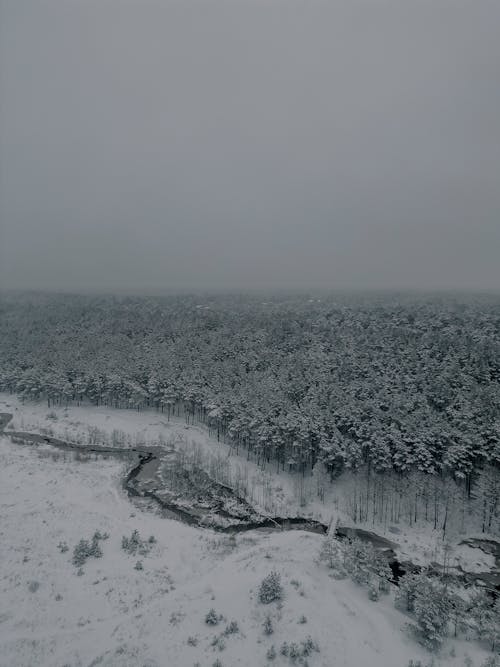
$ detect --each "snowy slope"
[0,432,490,667]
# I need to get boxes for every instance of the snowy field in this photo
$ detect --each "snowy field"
[1,394,496,573]
[0,395,494,667]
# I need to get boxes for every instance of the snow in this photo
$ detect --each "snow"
[1,393,497,574]
[0,394,494,666]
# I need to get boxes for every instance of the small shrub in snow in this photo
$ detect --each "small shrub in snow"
[212,660,224,667]
[122,529,139,554]
[300,636,319,657]
[266,645,277,660]
[186,636,198,647]
[409,578,450,650]
[298,615,307,624]
[121,529,153,556]
[223,620,239,635]
[57,541,69,553]
[134,561,143,571]
[289,642,301,660]
[319,533,344,571]
[89,534,103,559]
[368,584,380,601]
[92,530,109,542]
[72,530,107,567]
[205,608,220,626]
[259,572,283,604]
[290,579,301,589]
[73,539,92,567]
[280,642,289,657]
[211,635,226,651]
[263,614,274,635]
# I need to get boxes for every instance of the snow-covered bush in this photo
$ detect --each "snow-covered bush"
[263,614,274,635]
[343,539,375,585]
[395,573,425,613]
[121,529,153,556]
[396,572,451,650]
[211,635,226,651]
[412,585,450,650]
[470,590,500,652]
[205,608,220,626]
[319,533,345,577]
[223,620,239,635]
[72,530,108,568]
[259,571,283,604]
[266,645,276,660]
[72,539,92,567]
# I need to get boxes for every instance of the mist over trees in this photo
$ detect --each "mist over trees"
[0,291,499,533]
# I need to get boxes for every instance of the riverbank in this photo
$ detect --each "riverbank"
[2,393,498,577]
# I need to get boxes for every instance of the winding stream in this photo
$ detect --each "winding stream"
[2,412,499,590]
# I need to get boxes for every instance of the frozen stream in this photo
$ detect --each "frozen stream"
[1,411,499,590]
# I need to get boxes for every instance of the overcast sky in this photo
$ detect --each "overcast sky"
[0,0,499,294]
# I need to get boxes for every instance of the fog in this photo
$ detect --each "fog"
[1,0,499,294]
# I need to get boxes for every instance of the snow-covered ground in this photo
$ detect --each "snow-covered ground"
[1,435,490,667]
[0,394,495,667]
[1,394,497,573]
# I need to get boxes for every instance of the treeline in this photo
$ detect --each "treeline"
[0,291,499,527]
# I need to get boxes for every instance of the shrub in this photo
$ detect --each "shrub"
[263,614,274,635]
[259,572,283,604]
[298,615,307,624]
[73,539,92,567]
[300,636,319,656]
[223,620,239,635]
[266,645,277,660]
[205,608,220,626]
[187,636,198,647]
[122,529,154,556]
[58,541,69,553]
[72,531,107,567]
[89,534,103,559]
[211,635,226,651]
[134,560,143,570]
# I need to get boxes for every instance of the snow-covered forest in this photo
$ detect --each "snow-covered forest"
[1,292,499,536]
[1,291,500,667]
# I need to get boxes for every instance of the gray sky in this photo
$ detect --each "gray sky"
[1,0,499,294]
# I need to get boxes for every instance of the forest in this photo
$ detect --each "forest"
[0,291,499,534]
